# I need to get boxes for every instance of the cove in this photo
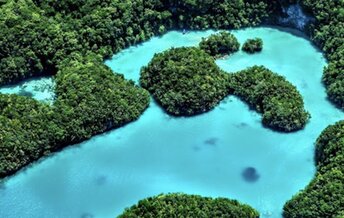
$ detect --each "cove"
[0,76,54,103]
[0,27,343,218]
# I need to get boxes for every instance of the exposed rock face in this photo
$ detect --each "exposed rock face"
[277,0,314,30]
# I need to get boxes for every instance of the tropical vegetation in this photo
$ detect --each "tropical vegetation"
[298,0,344,109]
[242,38,263,53]
[281,0,344,216]
[0,0,344,216]
[118,193,259,218]
[229,66,310,132]
[283,120,344,218]
[140,47,228,116]
[0,53,149,177]
[199,31,240,57]
[0,0,283,177]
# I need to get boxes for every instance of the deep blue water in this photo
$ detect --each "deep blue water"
[0,27,343,218]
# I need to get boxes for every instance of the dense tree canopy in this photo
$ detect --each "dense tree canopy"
[199,31,240,57]
[282,0,344,216]
[283,121,344,218]
[0,53,149,177]
[140,47,228,116]
[298,0,344,109]
[141,53,309,132]
[242,38,263,54]
[118,193,260,218]
[0,0,283,178]
[229,66,310,132]
[0,0,344,107]
[0,0,344,216]
[0,0,280,86]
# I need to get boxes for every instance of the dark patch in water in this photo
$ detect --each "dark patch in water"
[0,182,5,190]
[95,175,107,186]
[18,89,34,98]
[193,146,201,152]
[301,80,308,89]
[204,137,218,146]
[242,167,260,183]
[235,122,249,128]
[80,213,94,218]
[219,107,226,111]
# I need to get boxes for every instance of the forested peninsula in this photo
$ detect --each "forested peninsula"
[229,66,309,132]
[0,0,344,217]
[284,120,344,217]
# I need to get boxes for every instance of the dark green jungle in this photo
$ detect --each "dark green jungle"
[0,0,343,217]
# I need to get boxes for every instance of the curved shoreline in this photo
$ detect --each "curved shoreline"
[0,27,337,218]
[0,0,343,217]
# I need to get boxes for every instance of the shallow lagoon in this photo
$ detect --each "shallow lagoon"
[0,77,54,103]
[1,27,343,218]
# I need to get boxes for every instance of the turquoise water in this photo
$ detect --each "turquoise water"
[1,27,343,218]
[0,77,54,103]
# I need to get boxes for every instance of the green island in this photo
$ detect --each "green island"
[0,0,343,217]
[228,66,310,132]
[140,47,228,116]
[242,38,263,53]
[141,48,308,132]
[199,31,240,57]
[284,120,344,217]
[118,193,259,218]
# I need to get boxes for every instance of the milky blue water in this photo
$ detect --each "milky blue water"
[1,27,343,218]
[0,77,54,103]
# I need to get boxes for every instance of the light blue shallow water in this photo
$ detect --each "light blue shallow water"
[0,77,54,103]
[1,27,343,218]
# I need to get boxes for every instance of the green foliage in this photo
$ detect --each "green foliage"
[281,0,344,216]
[296,0,344,109]
[0,0,279,86]
[0,53,149,177]
[0,2,343,216]
[140,47,228,116]
[166,0,279,29]
[283,168,344,218]
[0,0,282,178]
[54,53,150,142]
[0,94,60,176]
[229,66,309,132]
[118,193,260,218]
[315,121,344,173]
[199,31,240,57]
[242,38,263,54]
[0,0,173,85]
[140,51,308,131]
[284,121,344,218]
